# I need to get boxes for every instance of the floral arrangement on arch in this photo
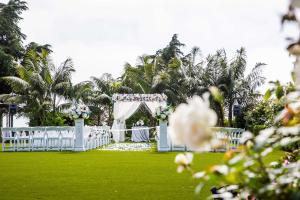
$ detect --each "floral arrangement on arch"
[155,106,173,122]
[69,102,91,119]
[112,94,167,102]
[135,120,144,126]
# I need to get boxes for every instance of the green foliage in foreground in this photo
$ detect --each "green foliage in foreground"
[0,149,282,200]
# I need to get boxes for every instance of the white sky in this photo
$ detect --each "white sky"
[2,0,299,90]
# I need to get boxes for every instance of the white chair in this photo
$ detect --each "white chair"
[60,127,75,151]
[94,128,101,148]
[212,131,229,152]
[15,127,31,151]
[103,126,111,146]
[1,127,16,151]
[31,127,47,151]
[229,130,243,149]
[83,126,92,150]
[45,127,61,151]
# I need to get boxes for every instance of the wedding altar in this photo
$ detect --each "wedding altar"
[131,126,150,142]
[111,94,167,142]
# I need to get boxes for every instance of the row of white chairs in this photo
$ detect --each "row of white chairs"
[213,129,244,152]
[1,127,75,151]
[156,126,244,152]
[1,126,111,152]
[84,126,111,150]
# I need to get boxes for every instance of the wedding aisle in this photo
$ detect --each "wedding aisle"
[99,143,152,151]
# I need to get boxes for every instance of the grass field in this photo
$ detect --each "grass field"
[0,148,283,200]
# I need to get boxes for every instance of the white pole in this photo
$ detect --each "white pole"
[74,118,85,151]
[158,120,170,152]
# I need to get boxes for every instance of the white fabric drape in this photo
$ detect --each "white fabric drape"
[111,99,167,143]
[112,101,142,142]
[144,101,167,116]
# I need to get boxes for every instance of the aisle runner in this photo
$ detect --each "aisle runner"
[99,143,152,151]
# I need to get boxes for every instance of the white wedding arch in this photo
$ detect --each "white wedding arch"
[111,94,167,142]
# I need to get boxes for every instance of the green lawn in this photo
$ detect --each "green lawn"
[0,149,283,200]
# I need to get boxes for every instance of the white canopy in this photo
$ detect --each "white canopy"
[111,94,167,142]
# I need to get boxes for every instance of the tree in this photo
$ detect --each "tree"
[195,48,265,127]
[224,48,266,126]
[181,47,204,98]
[0,0,28,95]
[157,34,185,65]
[90,73,131,125]
[194,49,228,125]
[0,0,27,127]
[122,55,157,94]
[120,36,265,127]
[0,44,75,126]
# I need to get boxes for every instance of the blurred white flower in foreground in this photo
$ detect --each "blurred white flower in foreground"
[175,153,193,165]
[169,94,217,150]
[175,153,193,173]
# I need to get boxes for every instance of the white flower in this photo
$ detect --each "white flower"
[255,127,275,148]
[240,131,253,144]
[169,95,217,150]
[73,114,78,119]
[193,171,206,179]
[76,108,81,115]
[261,147,273,157]
[277,126,300,136]
[177,165,185,173]
[82,113,88,119]
[156,109,161,116]
[270,162,279,167]
[214,165,229,175]
[212,192,233,200]
[70,102,90,119]
[228,155,243,165]
[174,153,193,166]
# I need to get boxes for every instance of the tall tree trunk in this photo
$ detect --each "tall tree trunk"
[108,105,112,126]
[228,100,233,127]
[217,102,224,126]
[212,101,224,126]
[53,94,56,114]
[97,107,101,126]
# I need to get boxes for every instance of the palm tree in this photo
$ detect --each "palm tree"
[193,49,228,126]
[90,73,132,125]
[0,44,75,125]
[223,48,265,126]
[122,55,157,94]
[50,58,75,113]
[181,47,204,98]
[185,48,265,127]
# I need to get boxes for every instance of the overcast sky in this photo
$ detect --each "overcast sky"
[3,0,299,90]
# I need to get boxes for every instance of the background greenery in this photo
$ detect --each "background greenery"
[0,0,266,129]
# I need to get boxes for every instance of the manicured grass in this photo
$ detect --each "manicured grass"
[0,148,283,200]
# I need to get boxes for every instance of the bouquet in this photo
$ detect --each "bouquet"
[155,106,172,121]
[70,102,91,119]
[136,119,144,126]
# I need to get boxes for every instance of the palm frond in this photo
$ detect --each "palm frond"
[1,76,30,92]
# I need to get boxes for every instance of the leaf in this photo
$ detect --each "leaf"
[264,89,272,101]
[275,85,284,99]
[195,183,204,194]
[209,86,224,103]
[1,76,30,91]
